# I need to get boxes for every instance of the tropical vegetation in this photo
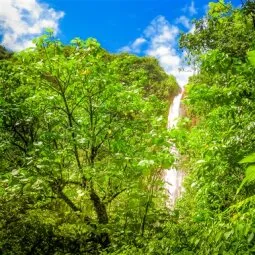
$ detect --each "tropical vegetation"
[1,0,255,254]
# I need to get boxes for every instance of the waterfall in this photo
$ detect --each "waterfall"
[165,89,184,205]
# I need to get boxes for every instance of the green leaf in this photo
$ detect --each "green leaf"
[237,165,255,194]
[247,51,255,67]
[239,153,255,164]
[224,230,233,240]
[248,232,254,243]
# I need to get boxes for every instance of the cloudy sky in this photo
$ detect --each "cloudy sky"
[0,0,240,86]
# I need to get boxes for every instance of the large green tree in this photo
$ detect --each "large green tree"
[0,32,178,254]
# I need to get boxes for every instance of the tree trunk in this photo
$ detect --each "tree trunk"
[90,187,110,248]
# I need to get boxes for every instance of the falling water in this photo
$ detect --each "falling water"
[165,89,185,206]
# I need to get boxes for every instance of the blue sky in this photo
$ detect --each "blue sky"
[48,0,202,52]
[0,0,240,85]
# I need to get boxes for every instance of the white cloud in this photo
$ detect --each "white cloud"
[132,37,146,49]
[176,15,191,29]
[189,24,196,34]
[119,15,193,87]
[0,0,64,51]
[119,36,146,53]
[189,1,197,15]
[182,1,197,16]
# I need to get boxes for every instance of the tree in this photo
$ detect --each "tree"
[0,32,178,253]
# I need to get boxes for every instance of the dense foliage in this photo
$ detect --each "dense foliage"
[107,1,255,254]
[0,32,178,254]
[173,0,255,254]
[2,1,255,254]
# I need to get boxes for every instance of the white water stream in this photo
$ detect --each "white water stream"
[165,89,185,206]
